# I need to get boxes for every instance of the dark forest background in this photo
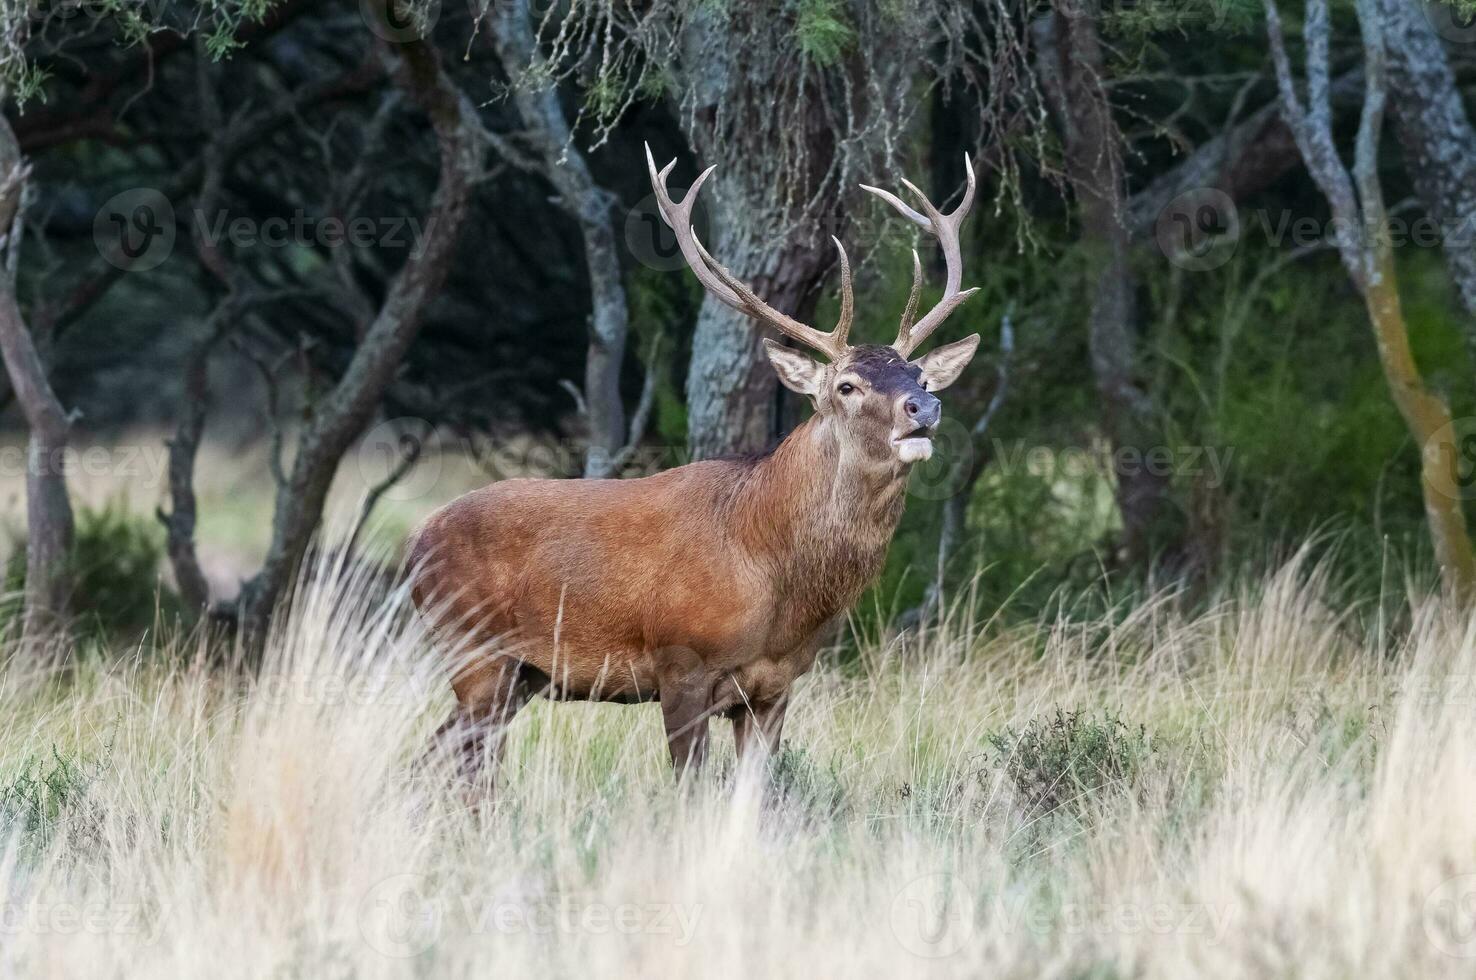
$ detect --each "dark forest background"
[0,0,1473,645]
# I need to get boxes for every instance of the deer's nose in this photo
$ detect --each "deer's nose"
[903,392,941,429]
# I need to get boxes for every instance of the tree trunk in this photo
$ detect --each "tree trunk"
[685,232,826,458]
[1365,262,1476,591]
[0,119,74,648]
[160,310,233,616]
[1377,0,1476,334]
[676,6,835,458]
[234,38,484,642]
[1038,8,1172,564]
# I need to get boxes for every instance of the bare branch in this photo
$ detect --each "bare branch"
[1263,0,1363,282]
[1351,0,1389,275]
[609,335,664,475]
[558,378,589,417]
[343,428,431,562]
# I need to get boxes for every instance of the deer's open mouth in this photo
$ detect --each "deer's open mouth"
[892,427,934,463]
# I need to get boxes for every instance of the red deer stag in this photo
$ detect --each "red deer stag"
[409,146,981,785]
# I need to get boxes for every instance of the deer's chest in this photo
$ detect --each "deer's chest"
[766,532,891,646]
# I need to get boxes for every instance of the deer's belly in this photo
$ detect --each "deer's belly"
[716,647,821,708]
[516,641,662,702]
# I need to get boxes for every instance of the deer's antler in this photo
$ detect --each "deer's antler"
[860,156,979,358]
[646,143,853,360]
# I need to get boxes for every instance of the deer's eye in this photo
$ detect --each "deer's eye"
[837,382,856,396]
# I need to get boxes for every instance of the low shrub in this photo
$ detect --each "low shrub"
[3,500,178,639]
[986,707,1154,819]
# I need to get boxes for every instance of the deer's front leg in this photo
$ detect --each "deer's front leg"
[659,668,715,780]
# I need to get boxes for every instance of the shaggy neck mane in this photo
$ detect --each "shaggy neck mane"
[728,414,910,614]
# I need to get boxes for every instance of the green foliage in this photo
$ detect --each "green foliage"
[986,708,1155,818]
[0,744,107,854]
[1105,0,1260,37]
[793,0,856,65]
[3,0,284,107]
[4,501,177,640]
[583,68,630,127]
[628,266,693,453]
[769,744,848,818]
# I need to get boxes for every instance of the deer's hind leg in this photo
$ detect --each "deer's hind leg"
[730,692,789,768]
[431,654,535,801]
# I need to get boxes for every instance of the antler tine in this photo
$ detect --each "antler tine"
[899,249,922,336]
[644,144,741,309]
[689,234,844,358]
[831,235,854,349]
[644,142,852,360]
[861,155,980,358]
[857,183,929,230]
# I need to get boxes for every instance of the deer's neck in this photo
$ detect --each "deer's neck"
[734,415,910,610]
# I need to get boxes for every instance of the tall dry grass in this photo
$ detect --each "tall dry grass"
[0,545,1472,977]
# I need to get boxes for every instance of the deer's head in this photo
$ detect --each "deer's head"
[648,146,981,466]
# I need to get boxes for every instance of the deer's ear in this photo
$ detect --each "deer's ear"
[912,333,980,392]
[763,339,824,396]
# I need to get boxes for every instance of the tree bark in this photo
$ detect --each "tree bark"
[1038,7,1173,564]
[1377,0,1476,335]
[160,310,234,616]
[234,38,484,641]
[0,118,74,647]
[1365,263,1476,590]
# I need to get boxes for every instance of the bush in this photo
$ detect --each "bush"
[0,745,107,855]
[769,744,848,819]
[4,500,178,639]
[986,708,1154,818]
